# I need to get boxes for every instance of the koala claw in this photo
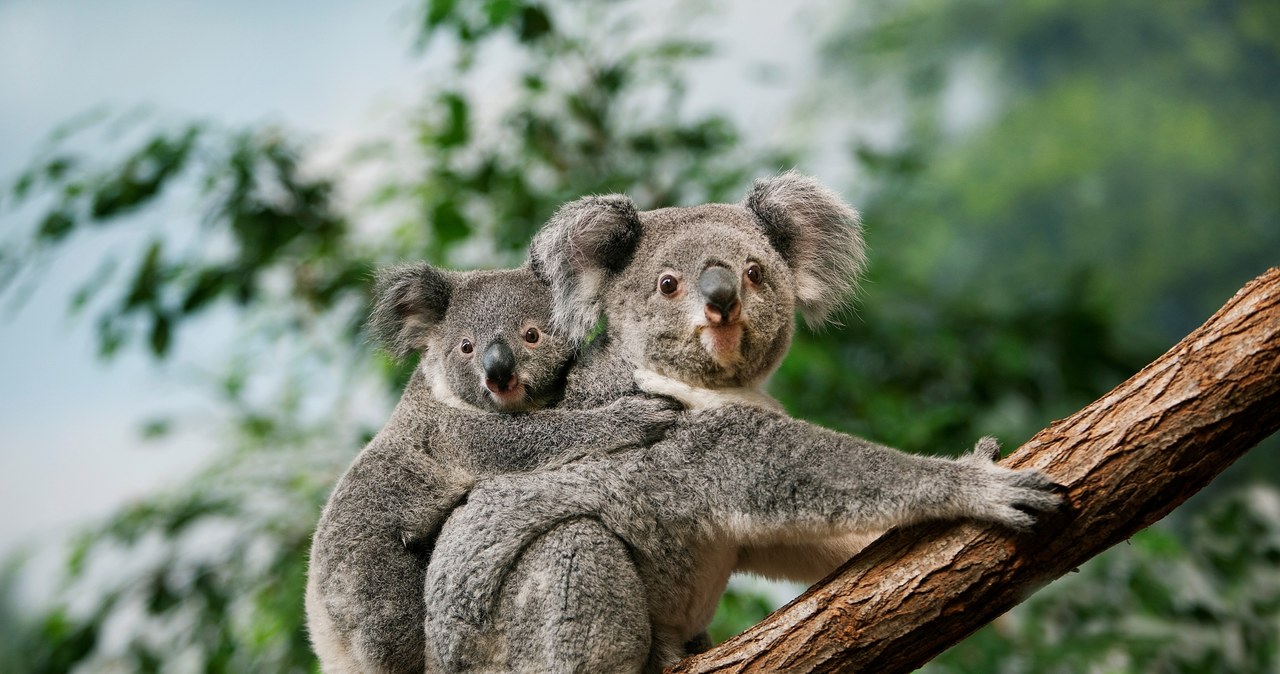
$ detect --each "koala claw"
[959,438,1063,530]
[972,436,1003,462]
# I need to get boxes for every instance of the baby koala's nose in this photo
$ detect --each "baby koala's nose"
[482,341,517,392]
[699,266,741,325]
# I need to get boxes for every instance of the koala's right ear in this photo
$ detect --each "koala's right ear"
[367,263,453,359]
[528,195,642,342]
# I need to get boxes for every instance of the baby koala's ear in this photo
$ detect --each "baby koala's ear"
[743,171,867,328]
[528,194,642,343]
[368,263,453,358]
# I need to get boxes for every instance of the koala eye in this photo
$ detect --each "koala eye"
[523,327,541,344]
[658,274,679,296]
[460,339,474,354]
[745,263,763,285]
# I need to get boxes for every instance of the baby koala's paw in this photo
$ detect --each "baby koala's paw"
[608,394,683,447]
[960,437,1063,531]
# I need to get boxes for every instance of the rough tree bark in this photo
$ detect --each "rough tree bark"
[670,267,1280,674]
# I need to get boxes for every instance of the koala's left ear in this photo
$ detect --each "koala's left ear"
[367,263,454,359]
[528,194,642,342]
[743,171,867,327]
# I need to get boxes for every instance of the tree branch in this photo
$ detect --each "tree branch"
[671,267,1280,674]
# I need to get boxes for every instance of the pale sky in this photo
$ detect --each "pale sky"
[0,0,815,564]
[0,0,431,564]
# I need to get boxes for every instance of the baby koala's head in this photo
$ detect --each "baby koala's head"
[369,264,576,412]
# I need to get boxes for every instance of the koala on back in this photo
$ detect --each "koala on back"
[305,264,676,674]
[423,173,1062,673]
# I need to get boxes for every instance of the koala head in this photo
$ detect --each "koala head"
[368,264,576,412]
[530,171,865,389]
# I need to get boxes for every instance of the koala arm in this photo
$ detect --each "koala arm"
[685,406,1062,547]
[430,395,679,473]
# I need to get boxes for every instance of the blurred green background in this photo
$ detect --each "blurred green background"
[1,0,1277,671]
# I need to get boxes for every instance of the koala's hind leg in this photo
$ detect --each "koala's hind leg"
[499,518,652,674]
[305,577,361,674]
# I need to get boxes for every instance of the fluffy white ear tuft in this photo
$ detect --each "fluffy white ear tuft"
[743,171,867,327]
[528,194,642,343]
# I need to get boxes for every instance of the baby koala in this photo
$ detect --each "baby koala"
[305,263,677,674]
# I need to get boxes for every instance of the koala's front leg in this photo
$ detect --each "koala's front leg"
[693,408,1062,547]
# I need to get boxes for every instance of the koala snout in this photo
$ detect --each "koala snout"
[482,341,518,392]
[699,266,741,325]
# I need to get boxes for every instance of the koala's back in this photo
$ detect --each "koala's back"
[449,518,652,673]
[306,373,473,673]
[424,416,751,671]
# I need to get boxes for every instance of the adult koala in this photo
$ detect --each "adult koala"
[423,172,1061,673]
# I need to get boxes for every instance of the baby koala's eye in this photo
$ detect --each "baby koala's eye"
[658,274,679,296]
[523,327,541,344]
[744,263,763,285]
[460,339,474,354]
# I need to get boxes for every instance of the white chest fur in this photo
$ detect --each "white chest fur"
[633,369,783,412]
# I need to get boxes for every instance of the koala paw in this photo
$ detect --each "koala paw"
[609,394,682,447]
[960,438,1063,531]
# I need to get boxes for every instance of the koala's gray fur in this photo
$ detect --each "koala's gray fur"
[422,172,1062,673]
[304,264,677,674]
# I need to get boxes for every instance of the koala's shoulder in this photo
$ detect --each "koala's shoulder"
[559,336,636,408]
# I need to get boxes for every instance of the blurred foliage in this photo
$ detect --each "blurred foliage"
[824,0,1279,348]
[9,121,355,359]
[1,0,1276,671]
[817,0,1280,508]
[773,272,1142,455]
[707,582,777,644]
[928,486,1280,673]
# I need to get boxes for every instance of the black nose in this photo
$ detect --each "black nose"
[698,266,739,320]
[482,341,516,390]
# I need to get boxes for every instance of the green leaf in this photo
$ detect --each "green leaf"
[66,533,94,578]
[140,417,173,440]
[88,131,196,221]
[96,315,125,359]
[181,267,229,313]
[437,92,471,148]
[125,240,164,310]
[484,0,519,26]
[36,210,76,243]
[43,155,76,181]
[517,4,552,42]
[430,199,470,251]
[424,0,459,39]
[149,313,172,357]
[11,170,35,201]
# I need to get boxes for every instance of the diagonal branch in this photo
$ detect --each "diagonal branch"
[671,267,1280,674]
